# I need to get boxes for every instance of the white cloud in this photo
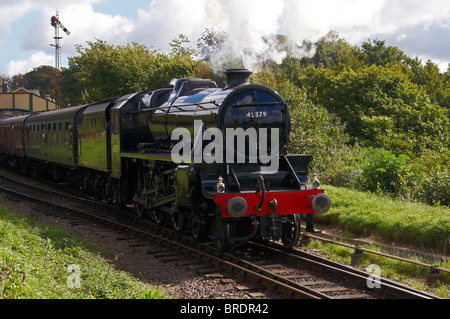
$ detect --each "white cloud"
[340,1,450,42]
[134,0,209,51]
[3,51,54,76]
[380,0,450,28]
[281,0,387,43]
[0,1,38,29]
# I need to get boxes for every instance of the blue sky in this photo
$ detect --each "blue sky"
[1,0,450,77]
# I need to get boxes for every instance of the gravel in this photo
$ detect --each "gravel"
[1,196,266,299]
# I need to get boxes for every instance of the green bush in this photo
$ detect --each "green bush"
[342,147,450,206]
[63,36,203,105]
[403,150,450,206]
[351,147,408,195]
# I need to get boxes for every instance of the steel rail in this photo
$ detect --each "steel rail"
[303,232,450,274]
[247,242,440,299]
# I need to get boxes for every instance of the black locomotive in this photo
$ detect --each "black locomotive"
[0,69,330,251]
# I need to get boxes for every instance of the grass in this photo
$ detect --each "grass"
[0,201,165,299]
[308,185,450,298]
[318,185,450,253]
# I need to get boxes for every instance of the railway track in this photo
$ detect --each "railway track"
[0,168,440,299]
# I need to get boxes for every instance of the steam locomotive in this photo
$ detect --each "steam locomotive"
[0,69,330,251]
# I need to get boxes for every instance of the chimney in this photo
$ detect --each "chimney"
[224,69,252,89]
[18,74,25,88]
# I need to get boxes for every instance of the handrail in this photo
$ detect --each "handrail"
[303,232,450,274]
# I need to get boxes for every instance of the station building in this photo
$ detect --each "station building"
[0,77,57,117]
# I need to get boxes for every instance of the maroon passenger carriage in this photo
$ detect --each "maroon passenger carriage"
[0,114,30,168]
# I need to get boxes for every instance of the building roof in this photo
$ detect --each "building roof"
[12,87,41,96]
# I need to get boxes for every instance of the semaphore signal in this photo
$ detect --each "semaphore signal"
[49,11,70,109]
[51,14,71,36]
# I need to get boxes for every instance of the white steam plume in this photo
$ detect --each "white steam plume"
[200,0,387,73]
[203,0,289,73]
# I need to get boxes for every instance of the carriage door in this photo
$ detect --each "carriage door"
[42,123,48,157]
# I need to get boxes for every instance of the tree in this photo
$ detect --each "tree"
[408,59,450,110]
[24,65,57,98]
[64,36,204,103]
[361,39,408,67]
[310,31,362,69]
[297,64,449,155]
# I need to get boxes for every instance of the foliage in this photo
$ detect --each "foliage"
[291,63,449,156]
[1,66,57,99]
[23,66,57,98]
[63,35,204,104]
[0,206,164,299]
[351,147,409,195]
[305,31,363,69]
[360,39,409,67]
[403,150,450,206]
[340,147,450,206]
[267,33,450,206]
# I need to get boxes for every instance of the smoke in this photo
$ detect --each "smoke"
[201,0,291,73]
[135,0,293,73]
[198,0,386,73]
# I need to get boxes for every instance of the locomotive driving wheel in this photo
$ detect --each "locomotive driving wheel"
[170,204,186,233]
[134,190,148,218]
[214,221,231,251]
[134,202,147,218]
[281,214,301,249]
[188,209,206,241]
[148,172,166,225]
[150,208,164,225]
